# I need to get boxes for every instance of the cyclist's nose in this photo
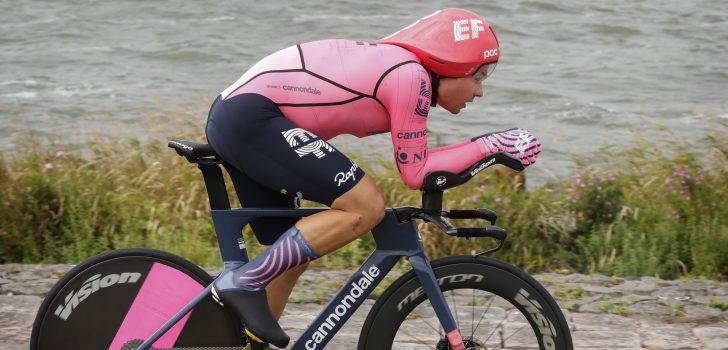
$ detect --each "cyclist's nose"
[474,83,484,98]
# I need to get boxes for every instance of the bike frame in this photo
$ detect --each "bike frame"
[136,207,461,350]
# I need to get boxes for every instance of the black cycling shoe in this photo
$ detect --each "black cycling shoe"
[212,287,289,348]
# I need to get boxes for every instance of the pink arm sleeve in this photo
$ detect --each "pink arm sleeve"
[380,64,489,190]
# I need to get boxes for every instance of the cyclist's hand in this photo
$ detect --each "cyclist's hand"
[479,128,541,167]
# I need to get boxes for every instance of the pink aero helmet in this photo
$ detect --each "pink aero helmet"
[378,8,500,78]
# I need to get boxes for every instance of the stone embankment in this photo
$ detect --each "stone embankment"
[2,264,727,349]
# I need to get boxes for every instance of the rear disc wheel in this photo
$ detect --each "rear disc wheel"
[30,248,244,349]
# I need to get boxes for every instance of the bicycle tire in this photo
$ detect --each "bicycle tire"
[30,248,244,350]
[358,255,572,350]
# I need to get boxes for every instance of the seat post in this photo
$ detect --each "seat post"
[197,163,231,210]
[167,139,231,211]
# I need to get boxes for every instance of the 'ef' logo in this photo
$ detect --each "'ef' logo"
[453,19,485,42]
[282,128,334,159]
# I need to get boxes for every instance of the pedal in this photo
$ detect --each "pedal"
[244,328,271,349]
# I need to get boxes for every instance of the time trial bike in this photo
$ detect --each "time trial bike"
[30,139,573,350]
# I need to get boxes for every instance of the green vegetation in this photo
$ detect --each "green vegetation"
[1,119,726,280]
[671,304,686,317]
[553,285,584,301]
[708,298,728,311]
[598,296,629,316]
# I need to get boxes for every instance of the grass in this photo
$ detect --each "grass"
[708,298,728,311]
[1,118,727,280]
[553,285,584,301]
[598,296,629,316]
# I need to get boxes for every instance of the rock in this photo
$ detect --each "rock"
[8,271,41,282]
[40,264,74,278]
[677,305,725,324]
[652,286,693,301]
[0,295,42,350]
[581,284,621,296]
[714,284,728,296]
[560,300,581,313]
[0,265,725,349]
[550,273,615,285]
[640,276,667,285]
[617,280,658,295]
[638,324,702,349]
[579,302,609,314]
[677,280,712,297]
[0,326,34,350]
[623,294,656,303]
[280,314,317,331]
[572,330,642,348]
[627,301,673,318]
[571,312,637,331]
[560,295,605,314]
[0,295,42,327]
[691,295,728,307]
[1,278,59,296]
[560,308,571,327]
[694,326,728,350]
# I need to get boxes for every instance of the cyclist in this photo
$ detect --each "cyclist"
[205,8,541,347]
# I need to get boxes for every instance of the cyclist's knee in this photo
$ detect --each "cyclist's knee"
[332,174,385,231]
[367,194,386,228]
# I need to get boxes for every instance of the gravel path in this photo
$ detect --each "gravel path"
[2,264,727,349]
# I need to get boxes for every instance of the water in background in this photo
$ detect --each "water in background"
[2,0,727,183]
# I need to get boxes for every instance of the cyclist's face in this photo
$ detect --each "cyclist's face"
[437,75,484,114]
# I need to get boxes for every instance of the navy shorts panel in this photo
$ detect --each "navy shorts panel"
[222,163,300,246]
[205,93,365,244]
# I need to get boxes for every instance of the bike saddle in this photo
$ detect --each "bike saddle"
[167,140,220,163]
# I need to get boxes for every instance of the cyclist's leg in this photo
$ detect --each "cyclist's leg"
[206,93,385,346]
[232,170,384,322]
[264,261,308,317]
[223,162,309,319]
[296,174,385,255]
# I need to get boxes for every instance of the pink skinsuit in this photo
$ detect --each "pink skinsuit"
[220,39,488,189]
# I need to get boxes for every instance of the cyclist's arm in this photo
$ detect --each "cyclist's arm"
[379,64,489,190]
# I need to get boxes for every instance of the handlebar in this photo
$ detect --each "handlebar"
[393,205,507,255]
[420,152,524,192]
[447,209,497,224]
[418,152,523,214]
[394,152,521,254]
